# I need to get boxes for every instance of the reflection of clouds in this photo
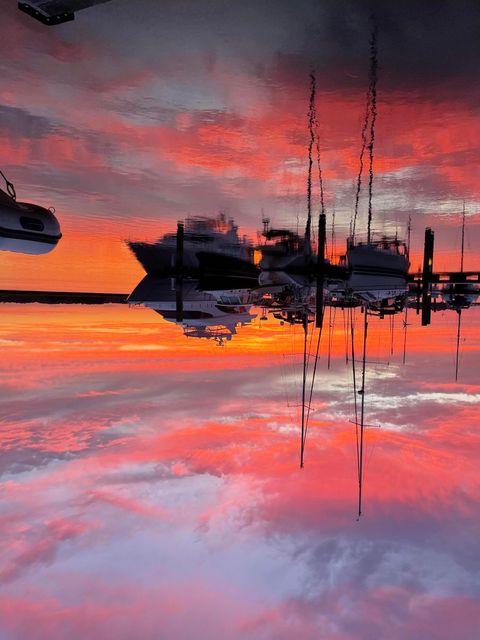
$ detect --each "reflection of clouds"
[4,0,480,291]
[1,304,480,637]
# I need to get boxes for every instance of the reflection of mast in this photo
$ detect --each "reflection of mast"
[357,307,369,519]
[402,216,411,364]
[300,308,309,468]
[305,74,316,254]
[354,24,377,519]
[455,204,466,381]
[455,310,462,382]
[300,72,326,467]
[299,74,317,469]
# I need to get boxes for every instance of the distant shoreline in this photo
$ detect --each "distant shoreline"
[0,290,128,304]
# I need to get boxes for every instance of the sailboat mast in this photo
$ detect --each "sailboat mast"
[460,202,466,272]
[305,73,316,252]
[367,27,378,244]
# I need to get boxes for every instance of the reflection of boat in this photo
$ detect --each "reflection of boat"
[0,186,61,255]
[442,282,479,310]
[128,214,253,276]
[128,276,255,345]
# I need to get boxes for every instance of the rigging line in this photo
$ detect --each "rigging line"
[328,306,337,369]
[351,89,371,240]
[402,305,409,365]
[304,309,326,449]
[364,433,378,476]
[406,214,412,254]
[327,303,333,370]
[300,307,309,468]
[390,314,395,356]
[343,307,349,364]
[330,206,336,262]
[314,114,326,217]
[306,303,316,371]
[357,305,369,520]
[349,306,360,480]
[460,201,466,272]
[367,25,378,244]
[327,307,337,369]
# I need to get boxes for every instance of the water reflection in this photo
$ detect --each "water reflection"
[125,213,479,518]
[129,275,256,345]
[127,214,479,335]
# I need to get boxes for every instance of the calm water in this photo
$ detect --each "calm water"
[1,1,480,639]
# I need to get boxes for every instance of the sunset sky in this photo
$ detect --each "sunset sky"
[1,1,480,639]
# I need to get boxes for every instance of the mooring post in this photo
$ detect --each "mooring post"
[175,221,184,322]
[421,227,434,326]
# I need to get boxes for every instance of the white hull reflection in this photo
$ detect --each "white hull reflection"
[128,276,255,345]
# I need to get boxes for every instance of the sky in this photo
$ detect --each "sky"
[1,1,480,639]
[1,0,480,289]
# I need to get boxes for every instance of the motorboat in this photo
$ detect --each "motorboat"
[346,236,410,276]
[345,236,409,308]
[256,218,313,272]
[0,187,61,255]
[128,214,253,276]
